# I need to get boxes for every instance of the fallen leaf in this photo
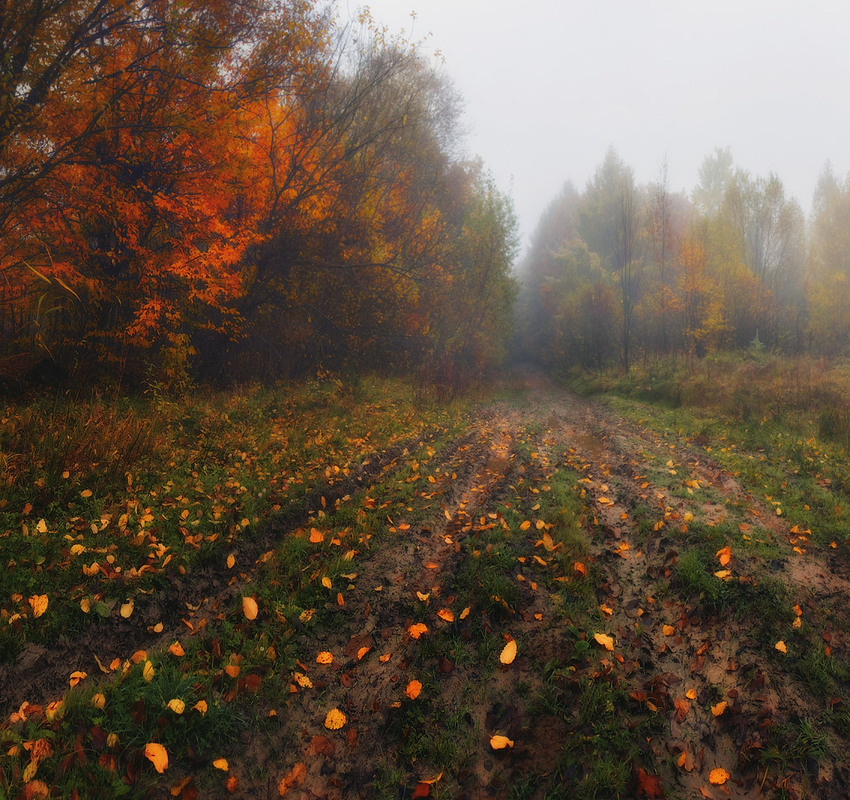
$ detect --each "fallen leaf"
[636,766,665,798]
[226,554,235,569]
[708,767,730,785]
[459,606,470,620]
[69,671,87,688]
[242,596,258,621]
[28,595,48,618]
[91,693,106,710]
[309,528,324,543]
[213,758,228,771]
[357,646,370,660]
[775,640,787,654]
[489,734,514,750]
[120,600,134,619]
[167,699,185,714]
[294,672,313,688]
[686,688,697,700]
[715,546,731,566]
[437,608,454,622]
[499,639,517,665]
[662,624,675,636]
[192,700,208,715]
[143,661,155,682]
[316,651,333,665]
[168,642,185,657]
[593,633,614,651]
[278,762,306,796]
[573,561,587,577]
[408,623,428,639]
[711,701,727,717]
[405,680,422,700]
[144,742,168,773]
[324,708,346,730]
[674,698,690,722]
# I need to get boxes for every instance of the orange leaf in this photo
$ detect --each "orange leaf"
[144,742,168,773]
[405,680,422,700]
[708,767,730,785]
[309,528,324,544]
[193,700,208,715]
[324,708,346,730]
[168,642,185,657]
[573,561,587,577]
[407,623,428,639]
[242,597,258,621]
[715,546,731,566]
[593,633,614,651]
[437,608,454,622]
[499,639,517,665]
[775,640,787,654]
[356,647,370,660]
[316,651,333,665]
[711,701,727,717]
[278,762,306,796]
[212,758,228,771]
[674,698,689,722]
[489,734,514,750]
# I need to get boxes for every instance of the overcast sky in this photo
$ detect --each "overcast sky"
[336,1,850,248]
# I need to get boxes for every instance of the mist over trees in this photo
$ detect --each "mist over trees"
[0,0,518,391]
[516,145,847,371]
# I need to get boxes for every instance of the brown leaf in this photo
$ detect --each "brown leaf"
[636,766,666,798]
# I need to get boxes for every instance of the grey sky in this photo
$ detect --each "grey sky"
[339,1,850,246]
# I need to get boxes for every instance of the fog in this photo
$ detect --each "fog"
[343,0,850,244]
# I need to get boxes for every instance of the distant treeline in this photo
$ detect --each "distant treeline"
[516,146,850,371]
[0,0,517,392]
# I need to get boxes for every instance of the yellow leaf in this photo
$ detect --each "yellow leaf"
[226,554,235,569]
[242,596,258,620]
[662,624,675,636]
[593,633,614,651]
[708,767,730,785]
[499,639,517,665]
[142,661,155,682]
[405,679,422,700]
[714,569,731,579]
[69,671,87,688]
[167,698,185,714]
[489,734,514,750]
[299,608,315,623]
[80,598,91,614]
[144,742,168,773]
[683,512,694,523]
[321,576,332,589]
[775,640,787,654]
[91,693,106,710]
[519,520,531,530]
[120,600,134,619]
[324,708,346,730]
[80,489,93,498]
[459,607,470,620]
[416,591,430,602]
[685,688,697,700]
[316,651,334,665]
[715,546,731,566]
[28,595,48,618]
[212,758,228,771]
[192,700,208,715]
